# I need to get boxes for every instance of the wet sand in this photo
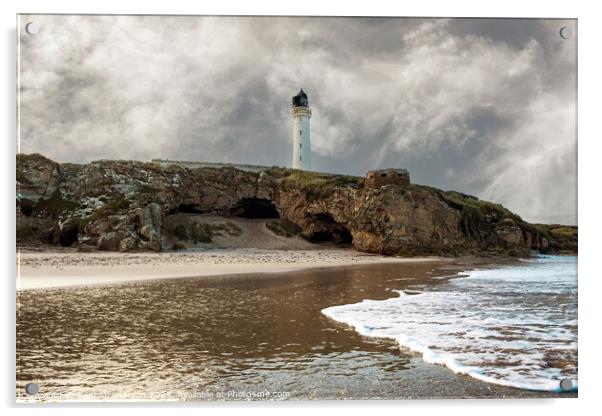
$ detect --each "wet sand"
[16,257,576,401]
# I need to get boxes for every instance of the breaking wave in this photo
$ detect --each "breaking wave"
[322,255,577,392]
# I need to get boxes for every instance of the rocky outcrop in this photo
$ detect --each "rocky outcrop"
[16,154,61,203]
[16,154,575,256]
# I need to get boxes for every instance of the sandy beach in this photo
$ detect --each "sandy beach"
[17,248,444,291]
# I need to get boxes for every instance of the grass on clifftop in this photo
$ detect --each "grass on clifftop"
[533,224,578,252]
[278,169,363,200]
[423,186,579,252]
[16,153,58,166]
[423,186,523,224]
[17,153,60,186]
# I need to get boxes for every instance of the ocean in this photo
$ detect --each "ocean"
[322,255,578,392]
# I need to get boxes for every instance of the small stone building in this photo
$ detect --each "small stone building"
[364,169,410,188]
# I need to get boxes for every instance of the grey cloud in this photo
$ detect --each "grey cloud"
[17,15,577,224]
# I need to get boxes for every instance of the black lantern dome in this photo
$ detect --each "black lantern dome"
[292,88,308,107]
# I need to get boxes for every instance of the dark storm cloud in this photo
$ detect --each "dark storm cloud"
[17,15,577,224]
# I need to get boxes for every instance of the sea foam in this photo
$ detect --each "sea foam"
[322,255,578,392]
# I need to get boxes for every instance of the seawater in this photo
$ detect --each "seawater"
[322,255,578,392]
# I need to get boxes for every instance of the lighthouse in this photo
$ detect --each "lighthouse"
[291,89,311,170]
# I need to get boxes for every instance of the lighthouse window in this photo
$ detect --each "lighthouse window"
[300,130,302,135]
[300,143,302,148]
[299,156,302,161]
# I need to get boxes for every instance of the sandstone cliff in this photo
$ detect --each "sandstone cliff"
[16,154,576,256]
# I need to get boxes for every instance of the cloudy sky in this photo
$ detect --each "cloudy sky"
[18,15,577,225]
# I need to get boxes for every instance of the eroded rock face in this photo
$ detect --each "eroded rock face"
[17,154,67,246]
[275,185,463,255]
[16,154,571,255]
[16,154,61,202]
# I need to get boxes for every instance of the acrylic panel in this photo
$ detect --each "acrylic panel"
[16,14,578,402]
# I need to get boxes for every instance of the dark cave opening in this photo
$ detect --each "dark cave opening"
[231,198,279,219]
[59,223,79,247]
[176,204,204,214]
[20,202,34,217]
[308,213,353,244]
[309,228,353,244]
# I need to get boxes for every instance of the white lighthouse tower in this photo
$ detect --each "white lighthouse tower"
[291,88,311,170]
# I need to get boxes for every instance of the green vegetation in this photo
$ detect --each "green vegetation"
[280,169,363,201]
[16,223,35,241]
[79,173,117,198]
[171,241,187,251]
[212,222,243,237]
[265,166,293,178]
[533,224,578,252]
[173,224,188,241]
[425,187,521,223]
[548,226,578,252]
[423,185,578,253]
[16,169,31,185]
[137,184,156,194]
[16,153,56,165]
[171,221,242,244]
[549,226,578,239]
[82,196,130,226]
[187,223,214,243]
[421,185,529,245]
[266,220,302,237]
[173,223,214,243]
[33,191,78,217]
[134,184,159,205]
[160,164,185,174]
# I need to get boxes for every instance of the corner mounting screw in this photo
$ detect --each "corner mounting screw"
[25,382,39,395]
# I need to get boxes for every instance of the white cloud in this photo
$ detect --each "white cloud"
[17,15,577,224]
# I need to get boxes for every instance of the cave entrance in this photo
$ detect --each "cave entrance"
[19,199,34,217]
[176,204,204,214]
[231,198,279,219]
[308,213,353,245]
[309,229,353,244]
[59,223,79,247]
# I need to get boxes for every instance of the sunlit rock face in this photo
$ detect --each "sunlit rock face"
[17,153,572,255]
